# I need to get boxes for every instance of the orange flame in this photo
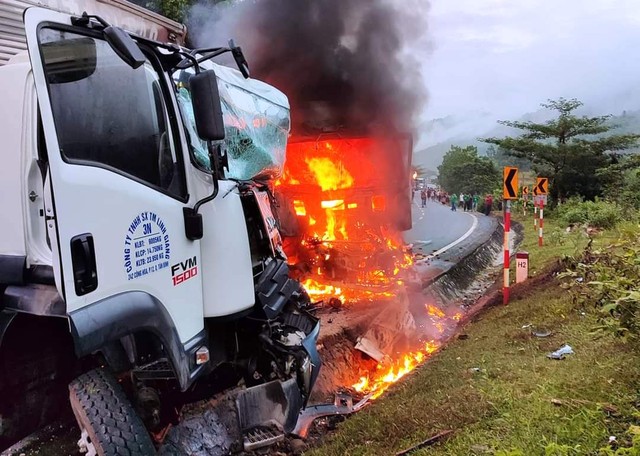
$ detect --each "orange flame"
[306,157,354,191]
[351,302,462,399]
[277,137,434,400]
[426,304,446,318]
[353,340,440,399]
[277,137,414,303]
[293,200,306,216]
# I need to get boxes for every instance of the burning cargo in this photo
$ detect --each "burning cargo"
[274,134,414,302]
[186,0,427,304]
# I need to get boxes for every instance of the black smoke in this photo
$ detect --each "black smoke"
[188,0,429,134]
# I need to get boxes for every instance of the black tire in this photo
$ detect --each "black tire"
[69,368,156,456]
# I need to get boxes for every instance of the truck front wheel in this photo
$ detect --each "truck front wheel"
[69,368,156,456]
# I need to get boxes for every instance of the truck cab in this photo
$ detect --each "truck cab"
[0,3,320,453]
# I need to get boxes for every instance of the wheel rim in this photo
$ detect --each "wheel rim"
[77,428,97,456]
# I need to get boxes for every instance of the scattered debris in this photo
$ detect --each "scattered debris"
[520,323,552,337]
[354,292,417,362]
[457,333,469,340]
[355,336,387,363]
[603,404,620,416]
[328,298,343,311]
[547,344,574,360]
[395,430,454,456]
[468,367,484,374]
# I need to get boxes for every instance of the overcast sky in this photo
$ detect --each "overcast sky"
[422,0,640,121]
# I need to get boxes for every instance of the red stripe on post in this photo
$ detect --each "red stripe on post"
[504,200,511,305]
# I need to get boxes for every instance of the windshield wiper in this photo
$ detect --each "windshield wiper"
[174,40,249,78]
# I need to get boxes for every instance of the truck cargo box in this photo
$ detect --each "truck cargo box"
[0,0,186,66]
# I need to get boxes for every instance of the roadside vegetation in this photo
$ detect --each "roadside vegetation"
[310,210,640,455]
[482,97,640,203]
[311,97,640,454]
[437,145,501,195]
[438,98,640,217]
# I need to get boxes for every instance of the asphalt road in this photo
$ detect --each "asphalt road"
[404,199,478,254]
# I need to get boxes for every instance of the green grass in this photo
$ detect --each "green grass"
[310,212,640,456]
[511,209,628,277]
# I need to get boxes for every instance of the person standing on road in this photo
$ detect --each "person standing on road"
[451,193,459,211]
[484,194,493,216]
[421,189,427,208]
[472,194,479,211]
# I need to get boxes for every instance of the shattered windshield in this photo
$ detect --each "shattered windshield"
[173,65,290,181]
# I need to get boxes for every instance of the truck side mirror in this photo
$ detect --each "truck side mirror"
[190,70,225,141]
[103,26,145,69]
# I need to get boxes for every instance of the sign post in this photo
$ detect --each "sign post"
[522,186,529,216]
[535,178,549,247]
[503,167,519,305]
[533,186,539,230]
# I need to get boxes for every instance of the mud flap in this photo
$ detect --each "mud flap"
[236,377,302,433]
[236,378,302,450]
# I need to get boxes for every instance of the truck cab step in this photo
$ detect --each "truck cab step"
[133,358,176,380]
[243,424,285,451]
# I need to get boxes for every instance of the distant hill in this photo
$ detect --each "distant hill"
[413,109,640,170]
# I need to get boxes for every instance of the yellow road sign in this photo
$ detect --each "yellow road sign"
[503,167,519,200]
[535,177,549,195]
[522,186,529,195]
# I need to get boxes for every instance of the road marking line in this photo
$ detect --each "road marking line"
[428,213,479,258]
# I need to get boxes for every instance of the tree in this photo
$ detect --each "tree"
[598,154,640,209]
[437,145,500,194]
[482,98,640,202]
[129,0,191,21]
[486,145,532,171]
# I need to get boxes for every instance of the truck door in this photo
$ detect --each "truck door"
[24,8,205,345]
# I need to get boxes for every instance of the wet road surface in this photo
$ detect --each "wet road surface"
[404,199,479,254]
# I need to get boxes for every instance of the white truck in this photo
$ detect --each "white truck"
[0,1,321,454]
